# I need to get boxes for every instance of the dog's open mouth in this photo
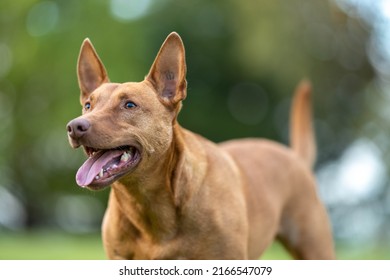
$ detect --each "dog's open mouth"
[76,145,141,189]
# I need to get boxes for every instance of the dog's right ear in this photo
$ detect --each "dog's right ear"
[77,38,109,103]
[146,32,187,109]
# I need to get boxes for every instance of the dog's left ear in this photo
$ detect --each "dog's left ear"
[77,38,109,103]
[146,32,187,107]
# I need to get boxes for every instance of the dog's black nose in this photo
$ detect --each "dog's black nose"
[67,118,91,139]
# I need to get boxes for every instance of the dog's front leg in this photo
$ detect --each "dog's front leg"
[101,193,138,260]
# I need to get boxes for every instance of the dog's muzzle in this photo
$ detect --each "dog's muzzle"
[66,117,91,148]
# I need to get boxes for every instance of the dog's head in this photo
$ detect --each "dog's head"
[66,32,187,190]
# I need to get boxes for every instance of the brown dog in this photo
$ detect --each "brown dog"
[66,32,335,259]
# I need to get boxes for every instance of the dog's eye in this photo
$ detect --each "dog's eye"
[84,102,91,110]
[125,101,137,109]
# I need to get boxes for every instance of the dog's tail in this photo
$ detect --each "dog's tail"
[289,79,316,168]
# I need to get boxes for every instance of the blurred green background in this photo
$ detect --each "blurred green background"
[1,0,390,259]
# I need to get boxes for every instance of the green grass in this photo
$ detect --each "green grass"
[0,231,106,260]
[261,242,292,259]
[0,231,291,260]
[1,231,389,260]
[262,241,390,260]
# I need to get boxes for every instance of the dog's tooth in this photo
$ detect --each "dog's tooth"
[99,168,104,178]
[95,175,99,180]
[120,152,129,162]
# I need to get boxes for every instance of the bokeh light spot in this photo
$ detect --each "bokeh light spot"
[110,0,152,22]
[0,186,26,230]
[26,1,59,37]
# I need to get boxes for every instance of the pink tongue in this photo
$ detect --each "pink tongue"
[76,150,124,187]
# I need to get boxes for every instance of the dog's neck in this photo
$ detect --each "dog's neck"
[110,123,204,241]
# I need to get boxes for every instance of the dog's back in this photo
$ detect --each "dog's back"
[219,81,335,259]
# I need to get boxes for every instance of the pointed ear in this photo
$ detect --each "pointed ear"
[77,38,109,102]
[146,32,187,107]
